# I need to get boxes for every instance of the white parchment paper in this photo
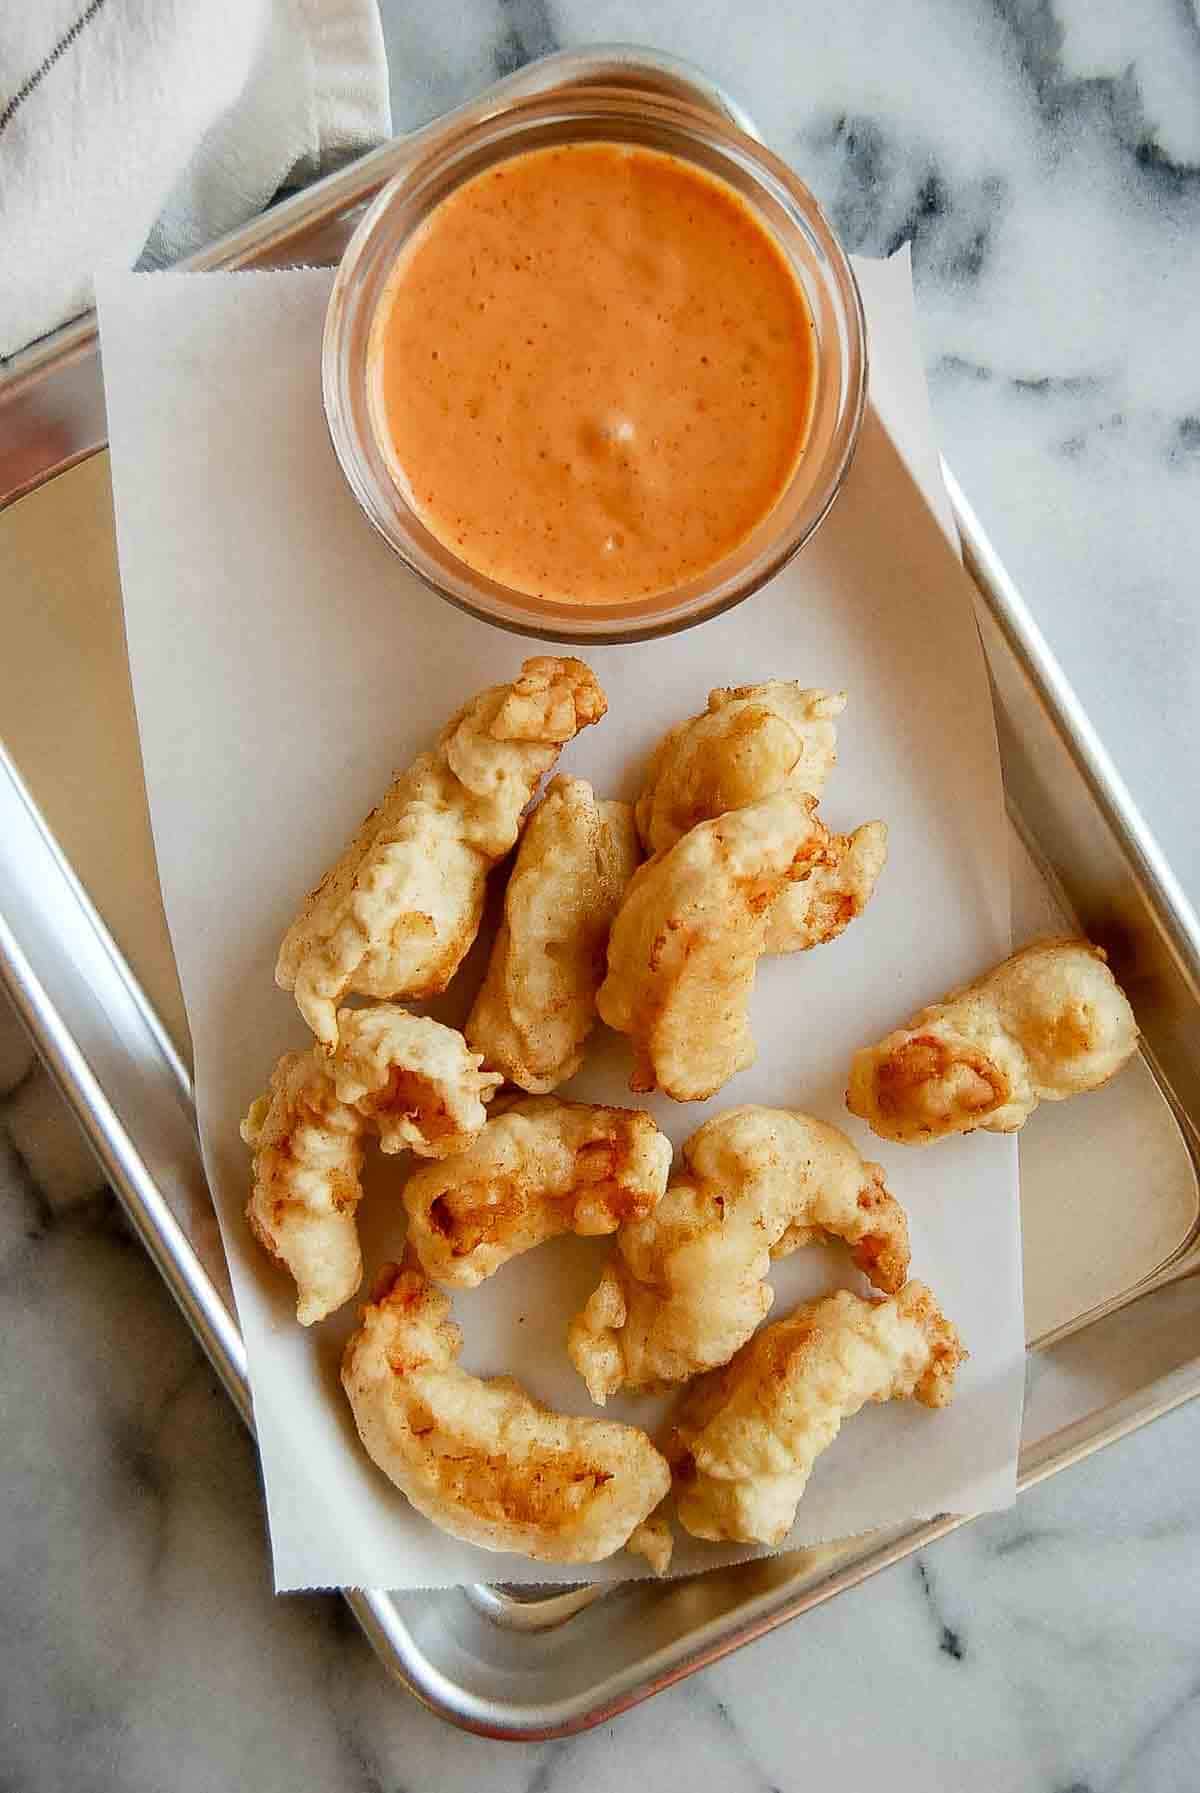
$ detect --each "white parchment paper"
[96,251,1023,1591]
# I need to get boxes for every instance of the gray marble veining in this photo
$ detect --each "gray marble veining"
[5,0,1200,1785]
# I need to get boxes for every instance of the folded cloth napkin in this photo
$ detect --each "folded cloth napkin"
[0,0,391,360]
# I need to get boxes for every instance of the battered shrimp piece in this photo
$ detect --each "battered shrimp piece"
[465,777,640,1092]
[404,1095,672,1287]
[667,1282,964,1545]
[243,1011,500,1322]
[633,684,886,955]
[596,792,834,1101]
[568,1106,911,1403]
[634,683,845,856]
[847,938,1138,1144]
[276,658,606,1046]
[331,1006,501,1158]
[242,1050,367,1326]
[341,1257,672,1564]
[765,820,888,954]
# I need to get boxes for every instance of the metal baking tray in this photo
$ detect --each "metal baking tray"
[3,45,1199,1742]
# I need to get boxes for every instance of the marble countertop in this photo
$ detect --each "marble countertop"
[4,2,1199,1787]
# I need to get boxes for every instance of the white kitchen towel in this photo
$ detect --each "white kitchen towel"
[0,0,391,360]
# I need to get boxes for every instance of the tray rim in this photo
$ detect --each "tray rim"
[3,43,1200,1743]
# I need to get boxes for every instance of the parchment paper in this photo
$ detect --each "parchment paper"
[96,250,1023,1591]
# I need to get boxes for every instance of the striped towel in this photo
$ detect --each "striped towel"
[0,0,392,360]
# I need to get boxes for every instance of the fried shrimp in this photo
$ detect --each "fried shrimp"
[847,937,1139,1144]
[276,657,606,1046]
[765,820,888,954]
[596,792,834,1101]
[244,1010,499,1321]
[403,1096,672,1287]
[466,777,640,1092]
[634,683,845,856]
[632,684,886,956]
[568,1106,911,1403]
[341,1258,672,1564]
[331,1006,501,1158]
[666,1282,964,1545]
[242,1049,368,1326]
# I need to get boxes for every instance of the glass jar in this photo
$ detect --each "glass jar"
[323,84,867,643]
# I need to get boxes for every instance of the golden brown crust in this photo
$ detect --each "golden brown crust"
[241,1050,368,1326]
[631,684,885,959]
[634,683,845,855]
[331,1006,501,1158]
[666,1282,965,1545]
[765,820,888,954]
[340,1255,672,1563]
[567,1106,912,1404]
[465,777,640,1092]
[403,1095,672,1287]
[243,1009,501,1322]
[275,658,606,1046]
[847,937,1139,1144]
[597,792,832,1101]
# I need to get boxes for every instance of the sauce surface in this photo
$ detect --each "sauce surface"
[369,142,816,606]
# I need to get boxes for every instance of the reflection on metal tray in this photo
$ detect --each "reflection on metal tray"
[2,45,1199,1743]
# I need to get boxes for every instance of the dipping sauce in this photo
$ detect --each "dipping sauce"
[368,142,817,607]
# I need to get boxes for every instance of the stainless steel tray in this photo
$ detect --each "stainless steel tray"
[3,45,1199,1743]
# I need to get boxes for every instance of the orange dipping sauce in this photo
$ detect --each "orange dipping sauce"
[368,142,817,606]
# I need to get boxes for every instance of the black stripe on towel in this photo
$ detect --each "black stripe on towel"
[0,0,112,139]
